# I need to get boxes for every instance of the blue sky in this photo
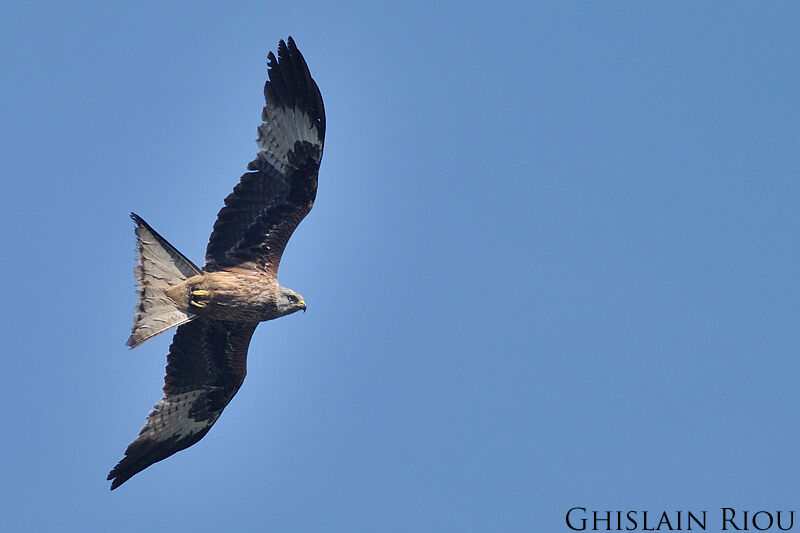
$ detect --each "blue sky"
[1,2,798,531]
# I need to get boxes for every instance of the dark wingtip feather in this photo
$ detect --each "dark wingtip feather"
[278,38,289,58]
[107,431,207,490]
[107,451,156,490]
[108,457,147,490]
[108,469,125,490]
[263,36,325,140]
[107,458,134,490]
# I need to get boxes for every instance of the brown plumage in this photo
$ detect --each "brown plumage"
[108,37,325,490]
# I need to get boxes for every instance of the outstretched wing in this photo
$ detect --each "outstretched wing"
[205,37,325,274]
[108,319,257,489]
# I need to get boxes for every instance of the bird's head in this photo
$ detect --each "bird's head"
[277,287,306,316]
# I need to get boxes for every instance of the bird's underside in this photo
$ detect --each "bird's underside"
[108,36,325,490]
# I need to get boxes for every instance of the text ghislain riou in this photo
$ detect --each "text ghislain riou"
[566,507,795,531]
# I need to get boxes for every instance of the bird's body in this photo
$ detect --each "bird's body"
[165,268,303,323]
[108,37,325,490]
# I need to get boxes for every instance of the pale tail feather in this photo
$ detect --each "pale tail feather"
[126,213,202,348]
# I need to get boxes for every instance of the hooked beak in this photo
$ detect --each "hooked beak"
[299,299,306,313]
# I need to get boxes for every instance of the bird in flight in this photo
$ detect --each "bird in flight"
[108,37,325,490]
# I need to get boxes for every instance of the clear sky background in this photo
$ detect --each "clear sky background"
[1,2,798,531]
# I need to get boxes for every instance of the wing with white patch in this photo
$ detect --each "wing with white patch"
[204,37,325,275]
[108,319,257,490]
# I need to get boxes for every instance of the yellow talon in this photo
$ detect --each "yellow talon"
[192,290,210,296]
[190,300,207,308]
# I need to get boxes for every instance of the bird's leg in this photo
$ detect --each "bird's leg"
[190,288,211,309]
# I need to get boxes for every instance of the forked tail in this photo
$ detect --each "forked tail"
[126,213,202,348]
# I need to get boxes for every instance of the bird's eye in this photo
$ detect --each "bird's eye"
[287,294,297,302]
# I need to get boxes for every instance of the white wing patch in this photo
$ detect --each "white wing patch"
[143,389,217,441]
[255,106,319,174]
